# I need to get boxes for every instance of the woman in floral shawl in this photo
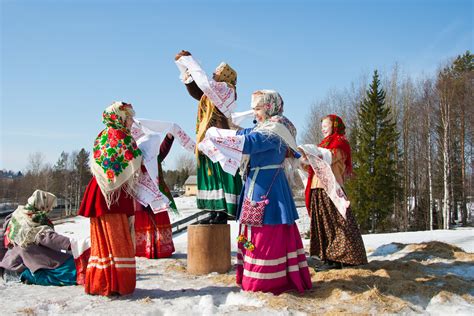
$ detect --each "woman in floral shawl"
[302,114,367,270]
[78,101,142,296]
[1,190,76,286]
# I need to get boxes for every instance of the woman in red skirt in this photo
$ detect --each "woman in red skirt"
[134,133,177,259]
[78,101,142,296]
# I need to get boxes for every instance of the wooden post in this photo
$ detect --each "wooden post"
[187,224,231,275]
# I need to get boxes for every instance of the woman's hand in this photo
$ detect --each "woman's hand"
[166,132,174,140]
[175,50,191,61]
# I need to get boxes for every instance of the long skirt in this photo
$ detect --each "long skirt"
[135,209,175,259]
[236,224,312,295]
[85,213,136,296]
[309,188,368,265]
[197,154,242,216]
[20,257,77,286]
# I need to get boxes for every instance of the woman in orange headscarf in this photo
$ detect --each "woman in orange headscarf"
[304,114,367,271]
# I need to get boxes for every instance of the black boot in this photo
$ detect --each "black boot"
[316,260,343,271]
[210,212,227,224]
[198,211,217,224]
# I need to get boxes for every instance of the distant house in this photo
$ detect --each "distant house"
[184,175,197,196]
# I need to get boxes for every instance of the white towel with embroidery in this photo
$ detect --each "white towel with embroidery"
[198,127,245,176]
[132,119,196,213]
[298,144,350,219]
[175,55,237,118]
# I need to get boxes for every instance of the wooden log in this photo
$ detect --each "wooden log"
[187,224,231,275]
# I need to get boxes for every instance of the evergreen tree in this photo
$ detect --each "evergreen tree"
[347,70,400,232]
[73,148,92,212]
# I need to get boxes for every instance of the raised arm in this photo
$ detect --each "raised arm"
[175,55,236,117]
[185,80,204,101]
[159,133,175,161]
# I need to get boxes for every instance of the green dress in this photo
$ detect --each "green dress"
[197,154,242,217]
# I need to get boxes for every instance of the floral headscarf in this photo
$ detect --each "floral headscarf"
[5,190,57,248]
[214,62,237,87]
[91,101,142,206]
[252,90,298,151]
[251,89,283,117]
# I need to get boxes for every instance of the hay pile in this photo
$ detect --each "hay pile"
[211,241,473,314]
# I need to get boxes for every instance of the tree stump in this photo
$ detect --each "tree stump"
[187,224,231,275]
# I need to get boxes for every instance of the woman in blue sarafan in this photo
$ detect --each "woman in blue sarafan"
[232,90,312,295]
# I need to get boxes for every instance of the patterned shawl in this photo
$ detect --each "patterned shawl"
[91,101,142,207]
[6,190,57,248]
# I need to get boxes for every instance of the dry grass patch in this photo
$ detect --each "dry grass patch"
[16,308,36,315]
[261,241,474,313]
[164,260,187,273]
[139,296,153,304]
[209,273,236,285]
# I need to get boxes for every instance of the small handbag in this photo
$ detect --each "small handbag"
[240,167,281,227]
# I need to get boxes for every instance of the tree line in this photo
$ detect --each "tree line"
[0,150,196,214]
[302,51,473,233]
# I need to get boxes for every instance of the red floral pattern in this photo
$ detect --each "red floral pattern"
[93,104,141,182]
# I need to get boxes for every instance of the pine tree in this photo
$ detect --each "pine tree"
[73,149,92,214]
[347,70,400,232]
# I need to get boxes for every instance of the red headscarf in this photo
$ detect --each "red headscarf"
[305,114,353,212]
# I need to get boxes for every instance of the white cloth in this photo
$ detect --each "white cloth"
[231,110,254,126]
[298,144,350,219]
[131,119,196,213]
[175,55,237,118]
[197,127,245,176]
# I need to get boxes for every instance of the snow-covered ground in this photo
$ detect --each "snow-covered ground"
[1,196,473,315]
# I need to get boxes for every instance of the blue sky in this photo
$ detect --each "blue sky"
[1,0,472,171]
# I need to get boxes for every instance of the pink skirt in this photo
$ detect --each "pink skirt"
[236,224,312,295]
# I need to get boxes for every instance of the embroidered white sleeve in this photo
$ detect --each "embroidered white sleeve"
[175,55,237,118]
[197,127,244,175]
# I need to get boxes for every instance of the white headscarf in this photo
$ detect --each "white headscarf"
[6,190,57,248]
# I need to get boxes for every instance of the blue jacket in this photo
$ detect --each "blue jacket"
[236,128,299,225]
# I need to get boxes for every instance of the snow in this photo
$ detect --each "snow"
[363,228,474,253]
[1,196,473,315]
[426,293,474,315]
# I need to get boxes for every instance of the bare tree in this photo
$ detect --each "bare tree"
[177,152,197,175]
[26,152,46,176]
[437,68,455,229]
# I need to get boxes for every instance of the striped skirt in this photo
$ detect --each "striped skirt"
[197,154,242,216]
[135,210,175,259]
[236,224,312,295]
[85,213,136,296]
